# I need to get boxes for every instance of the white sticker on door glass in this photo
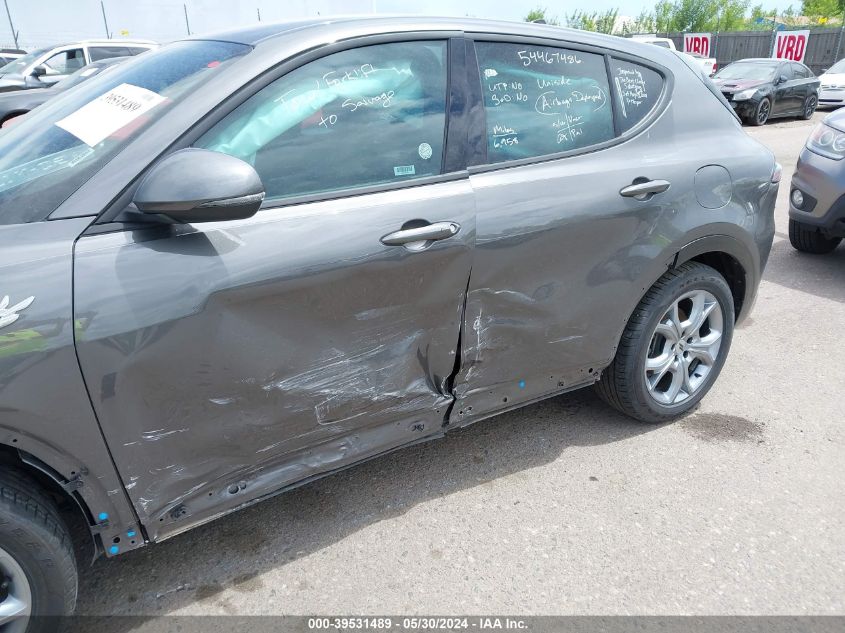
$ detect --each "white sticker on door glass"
[55,83,166,147]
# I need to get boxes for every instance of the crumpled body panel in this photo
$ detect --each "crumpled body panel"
[74,180,474,540]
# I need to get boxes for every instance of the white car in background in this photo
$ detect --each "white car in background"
[632,35,717,76]
[818,58,845,107]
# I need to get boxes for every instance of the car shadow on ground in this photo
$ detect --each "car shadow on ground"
[763,236,845,305]
[71,388,664,629]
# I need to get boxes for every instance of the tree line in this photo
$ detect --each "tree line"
[524,0,845,35]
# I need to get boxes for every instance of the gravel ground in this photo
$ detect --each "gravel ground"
[73,111,844,622]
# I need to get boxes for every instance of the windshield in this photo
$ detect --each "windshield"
[0,40,250,225]
[716,62,777,81]
[52,58,125,93]
[827,59,845,74]
[0,47,49,76]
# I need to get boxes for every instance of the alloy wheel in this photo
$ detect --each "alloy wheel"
[643,289,724,406]
[757,100,770,124]
[806,96,817,118]
[0,546,31,633]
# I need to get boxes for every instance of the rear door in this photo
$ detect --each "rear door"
[451,37,742,426]
[74,37,475,538]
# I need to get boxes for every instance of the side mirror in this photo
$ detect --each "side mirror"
[31,65,47,78]
[134,148,265,223]
[777,74,789,84]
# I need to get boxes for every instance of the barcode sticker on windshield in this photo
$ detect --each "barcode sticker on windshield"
[55,83,166,147]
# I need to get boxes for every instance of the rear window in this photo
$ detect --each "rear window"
[609,58,664,133]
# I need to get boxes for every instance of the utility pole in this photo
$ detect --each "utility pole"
[184,3,191,35]
[257,7,261,21]
[101,1,111,39]
[3,0,18,49]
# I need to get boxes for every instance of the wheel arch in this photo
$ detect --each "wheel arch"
[672,233,759,324]
[0,443,97,557]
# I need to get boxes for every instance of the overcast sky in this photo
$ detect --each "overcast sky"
[3,0,797,49]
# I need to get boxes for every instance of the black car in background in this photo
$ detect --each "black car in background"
[714,58,820,125]
[0,56,127,127]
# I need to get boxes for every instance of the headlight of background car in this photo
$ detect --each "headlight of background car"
[806,123,845,160]
[732,88,758,100]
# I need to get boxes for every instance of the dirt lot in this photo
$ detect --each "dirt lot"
[74,111,844,620]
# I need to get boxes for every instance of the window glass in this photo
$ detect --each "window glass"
[474,42,614,163]
[791,63,810,78]
[609,58,664,133]
[0,40,250,225]
[197,41,448,201]
[42,49,85,75]
[127,47,151,56]
[90,46,130,61]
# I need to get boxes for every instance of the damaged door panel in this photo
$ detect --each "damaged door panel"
[74,180,474,540]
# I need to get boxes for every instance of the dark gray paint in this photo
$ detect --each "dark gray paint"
[0,218,142,551]
[1,17,778,552]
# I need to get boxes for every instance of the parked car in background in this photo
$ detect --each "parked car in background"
[818,58,845,108]
[0,56,129,127]
[0,39,156,93]
[631,36,717,76]
[714,58,819,125]
[789,109,845,253]
[0,17,778,624]
[686,50,717,76]
[0,48,26,67]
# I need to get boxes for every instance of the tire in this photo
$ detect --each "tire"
[748,97,771,126]
[0,468,77,632]
[595,262,735,423]
[789,218,841,253]
[800,94,818,120]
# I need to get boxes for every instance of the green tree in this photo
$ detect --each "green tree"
[565,9,619,33]
[524,7,560,25]
[802,0,844,19]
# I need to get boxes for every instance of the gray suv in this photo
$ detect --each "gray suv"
[0,17,777,626]
[789,108,845,253]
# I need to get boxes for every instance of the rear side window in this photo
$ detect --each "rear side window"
[791,62,811,78]
[89,46,130,61]
[474,42,614,163]
[609,58,664,133]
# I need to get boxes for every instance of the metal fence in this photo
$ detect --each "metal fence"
[638,28,845,74]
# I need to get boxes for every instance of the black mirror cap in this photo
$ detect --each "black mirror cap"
[134,148,265,224]
[31,65,46,77]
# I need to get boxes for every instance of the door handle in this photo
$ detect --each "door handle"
[380,221,461,246]
[619,179,671,200]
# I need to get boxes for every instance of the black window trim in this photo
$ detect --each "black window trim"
[462,33,673,175]
[90,30,469,225]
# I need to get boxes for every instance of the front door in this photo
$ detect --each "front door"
[772,62,797,115]
[74,39,474,539]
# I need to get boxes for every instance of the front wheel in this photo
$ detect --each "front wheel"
[748,97,771,126]
[595,262,735,423]
[0,469,78,632]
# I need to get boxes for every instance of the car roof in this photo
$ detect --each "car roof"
[186,15,652,52]
[734,58,785,64]
[43,39,157,48]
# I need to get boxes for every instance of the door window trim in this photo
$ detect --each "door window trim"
[463,33,673,174]
[90,31,469,225]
